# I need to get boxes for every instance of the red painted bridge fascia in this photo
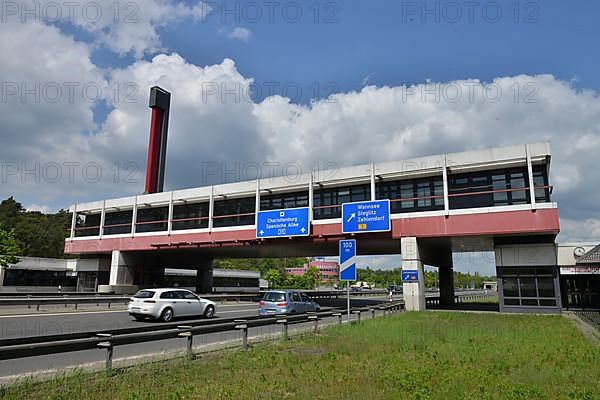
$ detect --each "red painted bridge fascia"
[64,208,559,254]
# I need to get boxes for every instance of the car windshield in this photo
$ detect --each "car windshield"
[133,290,155,299]
[263,292,285,302]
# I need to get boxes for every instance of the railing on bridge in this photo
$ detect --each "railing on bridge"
[72,182,553,238]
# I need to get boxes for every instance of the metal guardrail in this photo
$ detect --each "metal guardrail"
[0,292,490,369]
[0,295,131,311]
[455,293,498,303]
[574,311,600,331]
[0,290,487,311]
[0,292,116,297]
[0,301,406,367]
[0,290,392,310]
[425,293,497,307]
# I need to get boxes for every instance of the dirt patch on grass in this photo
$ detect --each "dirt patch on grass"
[284,345,326,356]
[564,312,600,346]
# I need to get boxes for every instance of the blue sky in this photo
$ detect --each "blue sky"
[1,0,600,271]
[153,0,600,101]
[77,1,600,103]
[79,0,600,126]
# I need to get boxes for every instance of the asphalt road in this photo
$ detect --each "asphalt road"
[0,296,390,381]
[0,291,487,380]
[0,302,260,340]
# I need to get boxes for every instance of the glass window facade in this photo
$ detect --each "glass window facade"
[136,206,168,233]
[260,191,309,211]
[163,274,196,288]
[172,202,209,231]
[213,276,259,288]
[377,177,444,213]
[103,210,133,235]
[3,269,78,287]
[532,165,551,203]
[499,266,558,308]
[73,162,551,236]
[448,167,536,209]
[560,275,600,309]
[314,184,370,220]
[213,197,255,227]
[75,213,100,237]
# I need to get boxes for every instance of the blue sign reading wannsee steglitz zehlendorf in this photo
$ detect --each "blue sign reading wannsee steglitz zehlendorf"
[256,207,310,239]
[342,200,391,234]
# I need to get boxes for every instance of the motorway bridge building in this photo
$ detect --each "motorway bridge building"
[64,141,570,312]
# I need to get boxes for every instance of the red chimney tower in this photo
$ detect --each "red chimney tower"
[145,86,171,194]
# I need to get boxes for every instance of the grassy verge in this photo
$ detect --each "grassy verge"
[2,312,599,400]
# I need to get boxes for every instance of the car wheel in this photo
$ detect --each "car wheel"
[160,307,174,322]
[315,307,321,312]
[203,305,215,318]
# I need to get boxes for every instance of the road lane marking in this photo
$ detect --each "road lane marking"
[0,307,258,320]
[0,303,257,319]
[0,310,127,319]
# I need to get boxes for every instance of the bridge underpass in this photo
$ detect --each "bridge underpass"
[80,232,554,312]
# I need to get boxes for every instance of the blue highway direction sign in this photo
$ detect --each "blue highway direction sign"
[342,200,391,234]
[256,207,310,239]
[401,270,419,282]
[339,239,357,281]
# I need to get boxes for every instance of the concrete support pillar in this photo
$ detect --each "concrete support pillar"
[100,250,137,294]
[195,259,214,294]
[401,237,426,311]
[0,267,5,287]
[439,266,455,306]
[109,250,134,286]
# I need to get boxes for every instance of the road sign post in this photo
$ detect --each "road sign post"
[339,239,357,321]
[347,281,350,322]
[256,207,310,239]
[342,200,391,234]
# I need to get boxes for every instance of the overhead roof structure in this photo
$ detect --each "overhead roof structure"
[576,244,600,265]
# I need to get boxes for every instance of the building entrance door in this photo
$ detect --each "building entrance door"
[561,275,600,309]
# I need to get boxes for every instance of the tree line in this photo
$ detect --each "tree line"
[357,267,495,289]
[0,197,71,262]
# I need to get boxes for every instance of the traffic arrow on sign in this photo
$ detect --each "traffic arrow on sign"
[255,207,310,239]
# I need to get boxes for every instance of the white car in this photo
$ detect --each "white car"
[128,288,216,322]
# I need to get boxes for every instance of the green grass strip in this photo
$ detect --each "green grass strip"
[1,312,598,400]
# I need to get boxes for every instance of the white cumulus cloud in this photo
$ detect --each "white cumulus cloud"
[1,44,599,244]
[228,27,252,42]
[14,0,208,57]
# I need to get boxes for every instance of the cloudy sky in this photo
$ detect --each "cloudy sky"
[1,1,599,272]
